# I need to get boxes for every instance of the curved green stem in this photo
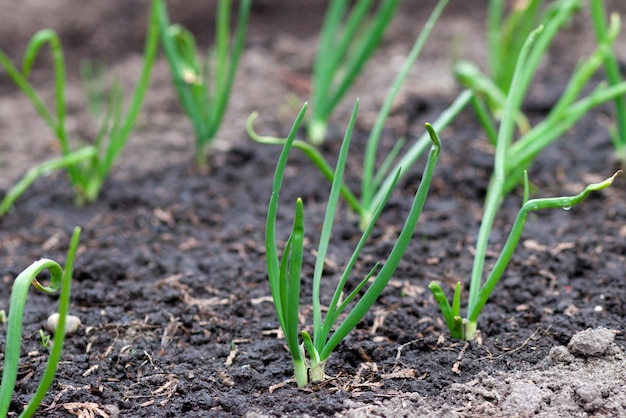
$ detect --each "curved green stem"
[0,227,81,417]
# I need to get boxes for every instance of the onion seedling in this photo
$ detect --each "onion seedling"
[0,227,81,417]
[589,0,626,164]
[249,0,465,230]
[266,101,440,387]
[429,170,621,340]
[157,0,251,169]
[430,25,622,340]
[456,0,626,193]
[0,0,160,208]
[307,0,400,144]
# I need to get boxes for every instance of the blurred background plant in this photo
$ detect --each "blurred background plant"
[589,0,626,165]
[0,0,160,211]
[158,0,251,170]
[456,0,626,194]
[306,0,400,144]
[79,59,108,118]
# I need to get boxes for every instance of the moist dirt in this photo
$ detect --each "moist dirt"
[1,1,626,417]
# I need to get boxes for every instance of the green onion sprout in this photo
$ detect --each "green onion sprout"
[249,0,461,231]
[457,0,626,192]
[157,0,251,169]
[430,22,622,340]
[589,0,626,164]
[0,0,160,209]
[266,101,440,386]
[307,0,400,144]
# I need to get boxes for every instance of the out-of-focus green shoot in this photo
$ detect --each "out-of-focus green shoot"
[158,0,251,169]
[589,0,626,165]
[487,0,543,94]
[307,0,400,145]
[0,0,160,210]
[456,0,626,193]
[79,59,108,117]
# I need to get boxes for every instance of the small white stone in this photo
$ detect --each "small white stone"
[46,313,81,336]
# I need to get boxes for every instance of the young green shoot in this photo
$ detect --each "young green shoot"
[307,0,400,144]
[589,0,626,164]
[0,227,81,417]
[431,24,622,340]
[266,101,440,386]
[0,0,159,209]
[157,0,251,169]
[38,330,52,350]
[0,147,96,216]
[249,0,463,230]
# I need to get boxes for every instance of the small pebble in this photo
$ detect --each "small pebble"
[46,313,81,336]
[576,384,601,404]
[567,328,614,357]
[548,345,575,364]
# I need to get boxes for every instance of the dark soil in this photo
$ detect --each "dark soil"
[1,1,626,417]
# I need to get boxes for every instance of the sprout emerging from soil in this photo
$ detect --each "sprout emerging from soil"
[157,0,252,169]
[430,170,622,340]
[0,0,160,210]
[248,0,467,231]
[266,101,440,387]
[307,0,400,145]
[431,21,623,340]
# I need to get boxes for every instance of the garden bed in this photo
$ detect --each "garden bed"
[0,1,625,417]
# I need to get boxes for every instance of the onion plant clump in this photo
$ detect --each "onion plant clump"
[456,0,626,193]
[157,0,251,169]
[429,170,621,340]
[0,0,160,212]
[266,101,440,387]
[249,0,464,231]
[429,25,622,341]
[0,227,81,417]
[307,0,400,144]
